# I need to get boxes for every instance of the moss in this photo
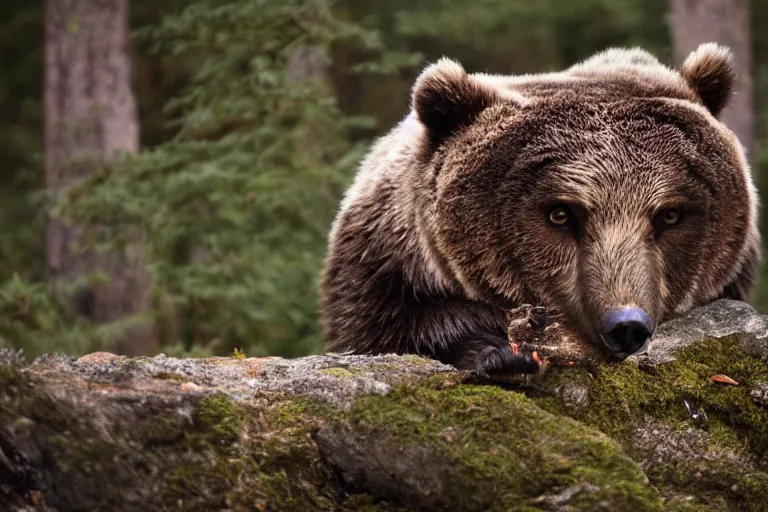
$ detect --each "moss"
[1,364,341,511]
[65,15,80,35]
[336,377,663,511]
[152,371,187,383]
[368,362,401,372]
[120,359,142,372]
[663,337,768,453]
[400,354,434,366]
[0,364,28,391]
[416,372,464,390]
[191,394,244,444]
[319,367,364,378]
[569,363,681,443]
[49,434,116,473]
[526,335,768,511]
[579,336,768,450]
[149,372,665,511]
[132,413,188,447]
[740,474,768,504]
[663,497,723,511]
[339,494,409,511]
[163,393,338,512]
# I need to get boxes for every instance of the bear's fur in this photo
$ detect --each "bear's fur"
[321,43,761,374]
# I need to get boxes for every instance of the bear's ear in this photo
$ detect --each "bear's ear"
[411,58,499,148]
[680,42,736,118]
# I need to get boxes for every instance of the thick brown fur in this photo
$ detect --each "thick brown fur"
[321,43,761,374]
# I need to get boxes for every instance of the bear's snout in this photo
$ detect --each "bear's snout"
[599,307,655,359]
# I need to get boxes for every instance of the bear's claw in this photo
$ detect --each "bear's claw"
[474,344,541,375]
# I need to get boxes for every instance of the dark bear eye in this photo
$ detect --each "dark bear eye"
[548,206,570,226]
[660,207,681,226]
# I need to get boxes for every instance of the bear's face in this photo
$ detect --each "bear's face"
[412,46,759,360]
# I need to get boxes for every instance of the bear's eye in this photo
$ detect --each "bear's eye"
[548,206,570,226]
[660,207,681,226]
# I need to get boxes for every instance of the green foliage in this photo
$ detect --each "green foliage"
[2,0,768,357]
[0,1,45,282]
[0,274,141,356]
[333,0,669,132]
[750,1,768,313]
[55,0,403,358]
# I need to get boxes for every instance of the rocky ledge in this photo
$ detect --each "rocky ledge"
[2,299,768,511]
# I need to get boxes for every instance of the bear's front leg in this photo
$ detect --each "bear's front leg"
[447,333,541,375]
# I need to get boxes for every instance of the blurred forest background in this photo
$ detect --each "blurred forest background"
[0,0,765,358]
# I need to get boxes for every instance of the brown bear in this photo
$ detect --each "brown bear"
[321,43,761,374]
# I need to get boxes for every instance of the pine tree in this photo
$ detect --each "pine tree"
[57,0,400,357]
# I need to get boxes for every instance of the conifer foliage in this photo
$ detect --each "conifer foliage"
[2,0,768,358]
[53,0,392,358]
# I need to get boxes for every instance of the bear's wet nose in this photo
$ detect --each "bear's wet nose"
[600,307,655,357]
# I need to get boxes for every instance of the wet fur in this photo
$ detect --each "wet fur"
[321,44,760,373]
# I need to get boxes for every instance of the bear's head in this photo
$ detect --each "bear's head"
[411,43,760,360]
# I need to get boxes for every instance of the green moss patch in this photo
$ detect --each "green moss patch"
[576,336,768,450]
[157,374,665,511]
[319,367,364,378]
[528,335,768,510]
[331,376,663,511]
[152,371,188,382]
[162,393,338,511]
[399,354,435,366]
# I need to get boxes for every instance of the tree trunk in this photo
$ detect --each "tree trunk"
[669,0,754,160]
[44,0,157,355]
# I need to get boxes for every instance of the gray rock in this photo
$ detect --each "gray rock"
[0,349,664,511]
[750,381,768,407]
[644,299,768,365]
[558,380,591,409]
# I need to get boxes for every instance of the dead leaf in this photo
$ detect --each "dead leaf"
[710,374,739,386]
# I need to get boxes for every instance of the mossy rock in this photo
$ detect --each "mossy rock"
[524,300,768,511]
[0,300,767,511]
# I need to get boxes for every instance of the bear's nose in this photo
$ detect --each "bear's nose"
[600,307,655,358]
